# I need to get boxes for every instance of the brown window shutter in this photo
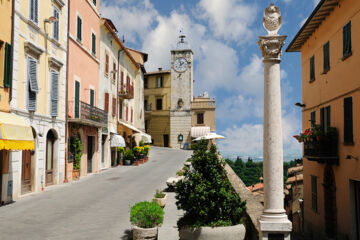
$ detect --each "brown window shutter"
[105,53,109,75]
[131,108,133,123]
[104,93,109,113]
[113,63,116,80]
[119,100,123,119]
[112,97,116,116]
[126,106,128,121]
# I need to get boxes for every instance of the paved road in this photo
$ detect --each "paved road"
[0,147,192,240]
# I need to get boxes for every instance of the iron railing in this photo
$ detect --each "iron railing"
[68,100,108,125]
[119,85,134,99]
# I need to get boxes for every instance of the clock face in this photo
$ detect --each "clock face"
[173,57,188,72]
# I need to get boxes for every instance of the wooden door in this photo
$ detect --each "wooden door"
[355,181,360,240]
[163,135,169,147]
[21,150,31,194]
[87,136,93,173]
[46,131,55,186]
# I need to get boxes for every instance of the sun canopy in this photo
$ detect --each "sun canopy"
[0,112,34,150]
[110,134,126,147]
[118,121,141,133]
[190,126,210,138]
[193,132,225,141]
[133,132,152,144]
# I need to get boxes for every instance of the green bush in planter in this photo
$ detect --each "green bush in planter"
[175,140,246,229]
[130,201,164,228]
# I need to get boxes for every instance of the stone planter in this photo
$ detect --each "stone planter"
[133,225,158,240]
[72,169,80,180]
[179,224,246,240]
[153,193,167,208]
[124,159,131,165]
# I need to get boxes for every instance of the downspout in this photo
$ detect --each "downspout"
[10,0,15,103]
[117,48,123,129]
[64,0,71,182]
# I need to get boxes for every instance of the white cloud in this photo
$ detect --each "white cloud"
[196,0,257,43]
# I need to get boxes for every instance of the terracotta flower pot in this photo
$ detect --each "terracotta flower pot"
[134,161,139,166]
[133,225,158,240]
[72,169,80,180]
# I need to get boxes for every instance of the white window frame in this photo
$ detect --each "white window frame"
[53,6,60,41]
[90,29,96,55]
[76,12,82,43]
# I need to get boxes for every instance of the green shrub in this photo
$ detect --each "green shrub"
[123,149,134,161]
[117,147,124,153]
[144,145,150,156]
[139,140,144,147]
[154,189,165,198]
[175,140,246,229]
[130,201,164,228]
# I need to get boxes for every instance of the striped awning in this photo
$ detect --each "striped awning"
[0,112,34,150]
[190,126,210,138]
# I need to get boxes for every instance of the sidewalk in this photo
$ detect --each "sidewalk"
[158,192,182,240]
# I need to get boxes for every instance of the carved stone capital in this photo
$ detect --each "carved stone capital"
[258,35,287,60]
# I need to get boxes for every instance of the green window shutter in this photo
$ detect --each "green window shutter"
[27,57,38,112]
[344,97,353,144]
[323,41,330,72]
[30,0,34,21]
[50,71,59,117]
[53,8,59,41]
[77,16,82,41]
[90,89,94,107]
[320,107,325,131]
[91,33,96,54]
[75,81,80,118]
[325,105,331,131]
[310,55,315,81]
[3,43,12,88]
[311,176,318,212]
[34,0,38,24]
[343,21,352,57]
[310,111,316,127]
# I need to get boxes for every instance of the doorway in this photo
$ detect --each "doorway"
[87,136,94,173]
[21,150,31,194]
[163,134,169,147]
[46,130,56,186]
[351,180,360,240]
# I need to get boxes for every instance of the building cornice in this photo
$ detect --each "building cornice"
[69,34,99,64]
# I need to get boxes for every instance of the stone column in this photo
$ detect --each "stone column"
[258,4,292,240]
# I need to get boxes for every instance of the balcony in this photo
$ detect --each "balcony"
[68,100,108,127]
[303,127,339,165]
[119,85,134,99]
[145,104,152,112]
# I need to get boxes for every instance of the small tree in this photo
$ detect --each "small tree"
[175,140,246,228]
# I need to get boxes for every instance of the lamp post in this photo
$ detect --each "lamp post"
[258,4,292,239]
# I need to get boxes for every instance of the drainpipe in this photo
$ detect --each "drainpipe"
[10,0,15,103]
[117,48,123,127]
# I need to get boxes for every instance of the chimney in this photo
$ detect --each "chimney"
[158,67,162,71]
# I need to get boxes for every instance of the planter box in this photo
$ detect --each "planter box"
[153,193,167,208]
[124,159,132,166]
[179,224,245,240]
[133,226,158,240]
[72,169,80,180]
[134,161,139,166]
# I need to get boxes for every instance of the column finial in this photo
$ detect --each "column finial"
[263,3,282,36]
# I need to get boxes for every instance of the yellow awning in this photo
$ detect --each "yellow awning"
[0,112,34,150]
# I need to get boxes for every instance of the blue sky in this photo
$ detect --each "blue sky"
[100,0,321,160]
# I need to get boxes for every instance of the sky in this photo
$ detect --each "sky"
[100,0,322,160]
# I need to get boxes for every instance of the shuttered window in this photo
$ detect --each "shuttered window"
[343,21,352,58]
[310,55,315,82]
[105,52,109,76]
[157,76,163,88]
[320,106,331,132]
[113,62,116,80]
[131,108,133,123]
[75,81,80,118]
[311,176,318,212]
[144,77,148,88]
[91,33,96,55]
[90,89,94,107]
[310,111,316,127]
[3,43,12,88]
[323,41,330,72]
[50,71,59,117]
[119,100,123,119]
[30,0,38,24]
[156,98,162,110]
[27,57,39,112]
[126,106,128,121]
[344,97,353,144]
[53,8,59,41]
[120,71,124,90]
[104,93,109,113]
[320,107,324,131]
[112,97,116,116]
[77,16,82,42]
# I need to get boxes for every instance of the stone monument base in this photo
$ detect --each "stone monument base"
[259,215,292,240]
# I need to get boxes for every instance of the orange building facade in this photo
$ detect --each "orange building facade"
[287,0,360,239]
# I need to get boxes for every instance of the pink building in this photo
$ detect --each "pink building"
[66,0,106,180]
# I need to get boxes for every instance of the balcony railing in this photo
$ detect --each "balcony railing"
[303,127,339,165]
[119,85,134,99]
[68,100,108,126]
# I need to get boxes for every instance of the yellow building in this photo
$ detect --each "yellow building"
[10,0,68,199]
[144,69,171,147]
[287,0,360,238]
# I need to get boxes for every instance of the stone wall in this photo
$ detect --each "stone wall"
[170,113,191,149]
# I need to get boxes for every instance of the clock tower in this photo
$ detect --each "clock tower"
[169,34,194,148]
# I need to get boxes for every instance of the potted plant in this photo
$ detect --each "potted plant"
[133,146,142,165]
[175,140,247,240]
[144,145,150,162]
[123,149,134,166]
[130,201,164,240]
[72,136,82,179]
[117,147,124,165]
[153,189,167,208]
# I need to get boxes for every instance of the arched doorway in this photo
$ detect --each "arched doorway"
[324,164,337,238]
[46,130,56,186]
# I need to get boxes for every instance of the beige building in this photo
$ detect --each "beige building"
[191,93,216,139]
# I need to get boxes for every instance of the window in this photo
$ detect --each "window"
[323,41,330,73]
[29,0,38,24]
[311,175,318,212]
[144,99,148,111]
[131,107,133,123]
[112,97,116,117]
[113,61,116,80]
[105,52,109,76]
[310,55,315,82]
[344,97,353,144]
[320,106,330,132]
[53,8,59,41]
[120,71,124,90]
[3,43,12,88]
[119,100,123,119]
[50,70,59,117]
[144,77,148,88]
[156,98,162,110]
[343,21,352,59]
[91,33,96,55]
[90,89,94,107]
[27,57,39,112]
[104,93,109,113]
[126,106,128,121]
[157,76,163,88]
[197,113,204,124]
[77,15,82,42]
[75,81,80,118]
[310,111,316,127]
[92,0,96,6]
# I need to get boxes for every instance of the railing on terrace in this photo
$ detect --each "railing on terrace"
[118,85,134,99]
[191,100,216,109]
[303,127,339,165]
[68,100,108,125]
